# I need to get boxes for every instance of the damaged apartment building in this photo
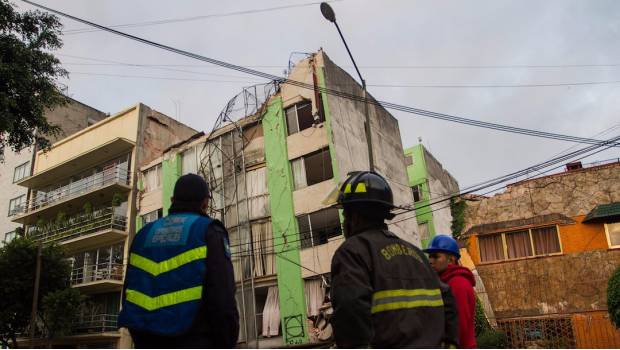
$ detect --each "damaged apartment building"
[12,103,196,348]
[136,50,418,347]
[460,159,620,348]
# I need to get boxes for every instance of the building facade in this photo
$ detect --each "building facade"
[404,144,459,247]
[13,103,196,348]
[1,98,107,245]
[461,160,620,348]
[136,50,418,347]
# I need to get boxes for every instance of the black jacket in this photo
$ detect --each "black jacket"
[128,213,239,348]
[331,224,458,348]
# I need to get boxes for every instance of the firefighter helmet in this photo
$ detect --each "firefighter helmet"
[336,171,395,209]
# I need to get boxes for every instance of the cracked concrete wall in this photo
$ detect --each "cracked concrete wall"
[477,249,620,318]
[423,147,459,235]
[463,162,620,232]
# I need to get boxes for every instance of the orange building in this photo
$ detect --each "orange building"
[461,160,620,348]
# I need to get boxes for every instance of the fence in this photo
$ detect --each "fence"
[28,208,126,244]
[70,263,124,286]
[497,316,576,348]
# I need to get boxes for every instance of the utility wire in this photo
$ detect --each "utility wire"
[22,0,620,148]
[61,0,343,35]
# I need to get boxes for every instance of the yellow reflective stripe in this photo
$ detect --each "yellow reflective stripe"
[344,183,352,193]
[372,288,441,300]
[354,182,367,193]
[371,299,444,314]
[125,286,203,311]
[130,246,207,276]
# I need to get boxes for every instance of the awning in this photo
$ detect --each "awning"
[583,202,620,223]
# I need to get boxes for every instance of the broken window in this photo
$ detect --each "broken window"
[285,101,316,135]
[412,185,422,202]
[291,148,334,190]
[141,209,163,226]
[142,164,161,192]
[298,208,342,249]
[405,155,413,167]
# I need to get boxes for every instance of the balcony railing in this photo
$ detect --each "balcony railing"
[15,166,130,215]
[73,313,118,333]
[71,263,124,286]
[28,208,127,244]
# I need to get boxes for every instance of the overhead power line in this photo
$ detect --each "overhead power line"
[23,0,620,148]
[61,0,342,35]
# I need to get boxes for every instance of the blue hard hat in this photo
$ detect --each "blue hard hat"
[423,234,461,259]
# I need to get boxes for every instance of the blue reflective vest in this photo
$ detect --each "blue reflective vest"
[118,213,213,335]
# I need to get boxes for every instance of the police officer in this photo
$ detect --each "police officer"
[118,174,239,348]
[330,171,459,348]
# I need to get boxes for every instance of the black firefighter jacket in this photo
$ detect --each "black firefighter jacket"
[331,224,459,348]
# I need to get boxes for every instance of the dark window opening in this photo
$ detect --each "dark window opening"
[412,185,422,202]
[291,148,334,190]
[285,101,316,135]
[298,208,342,249]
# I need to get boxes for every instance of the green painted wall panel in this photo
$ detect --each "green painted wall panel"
[162,154,181,216]
[405,145,436,247]
[262,97,309,345]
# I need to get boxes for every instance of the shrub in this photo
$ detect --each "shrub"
[608,265,620,328]
[477,329,507,349]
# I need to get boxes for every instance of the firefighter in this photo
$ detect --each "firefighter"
[118,174,239,348]
[425,235,477,348]
[330,171,459,348]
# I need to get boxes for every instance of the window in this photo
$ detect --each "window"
[291,148,333,190]
[298,208,342,249]
[478,225,561,263]
[142,164,161,192]
[182,147,198,175]
[8,195,25,216]
[479,234,505,262]
[13,161,30,182]
[404,155,413,167]
[141,209,163,226]
[285,101,317,135]
[606,222,620,247]
[4,231,16,243]
[412,185,422,202]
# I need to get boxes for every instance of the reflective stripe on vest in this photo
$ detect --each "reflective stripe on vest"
[371,288,443,314]
[129,246,207,277]
[125,286,203,311]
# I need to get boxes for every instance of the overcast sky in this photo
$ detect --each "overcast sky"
[16,0,620,192]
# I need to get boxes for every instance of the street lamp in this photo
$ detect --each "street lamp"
[320,2,374,171]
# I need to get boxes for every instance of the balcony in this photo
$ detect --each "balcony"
[71,263,124,294]
[28,208,127,253]
[74,313,119,334]
[13,166,131,224]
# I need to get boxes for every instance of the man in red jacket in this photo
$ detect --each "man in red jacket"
[425,235,477,348]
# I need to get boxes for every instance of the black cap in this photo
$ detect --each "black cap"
[172,174,209,203]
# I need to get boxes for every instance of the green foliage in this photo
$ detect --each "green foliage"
[55,211,66,226]
[450,197,466,239]
[0,0,67,155]
[40,288,83,338]
[608,265,620,328]
[474,296,491,336]
[0,237,71,347]
[82,202,92,214]
[477,328,507,349]
[111,192,124,207]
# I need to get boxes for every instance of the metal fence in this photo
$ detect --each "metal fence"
[70,263,124,286]
[15,166,129,215]
[497,316,576,348]
[28,208,127,244]
[73,313,118,333]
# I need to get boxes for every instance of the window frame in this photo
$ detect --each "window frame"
[297,208,342,249]
[142,164,162,192]
[13,161,30,183]
[291,148,334,190]
[8,195,26,216]
[285,101,317,136]
[605,222,620,248]
[412,185,422,202]
[4,230,16,244]
[478,224,563,264]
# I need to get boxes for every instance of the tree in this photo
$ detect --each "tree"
[0,237,76,348]
[40,288,83,339]
[0,0,67,155]
[608,265,620,328]
[449,197,466,239]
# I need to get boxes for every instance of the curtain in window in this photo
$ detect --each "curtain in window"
[506,231,533,259]
[291,158,307,190]
[251,221,275,277]
[479,234,504,262]
[182,148,197,175]
[262,287,280,337]
[305,279,325,317]
[532,226,561,255]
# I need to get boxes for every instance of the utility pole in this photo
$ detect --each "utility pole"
[321,2,374,171]
[30,243,42,343]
